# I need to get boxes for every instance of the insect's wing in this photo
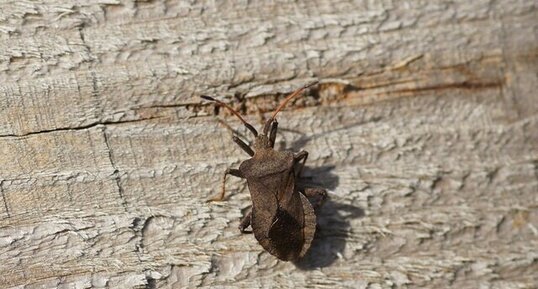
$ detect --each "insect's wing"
[298,192,316,258]
[265,176,305,261]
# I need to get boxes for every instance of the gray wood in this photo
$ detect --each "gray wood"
[1,1,537,288]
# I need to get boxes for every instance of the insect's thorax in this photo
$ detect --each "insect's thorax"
[240,149,296,210]
[240,149,294,179]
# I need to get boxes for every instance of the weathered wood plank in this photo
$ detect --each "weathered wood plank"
[0,0,537,288]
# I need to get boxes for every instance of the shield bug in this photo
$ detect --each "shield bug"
[201,81,327,261]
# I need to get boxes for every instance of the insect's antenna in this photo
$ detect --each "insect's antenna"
[262,80,319,135]
[200,95,258,136]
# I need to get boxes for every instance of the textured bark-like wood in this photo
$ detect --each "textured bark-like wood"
[0,1,537,288]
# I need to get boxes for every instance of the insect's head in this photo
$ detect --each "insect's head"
[252,134,271,150]
[200,81,318,153]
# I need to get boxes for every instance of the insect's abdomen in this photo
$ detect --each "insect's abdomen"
[251,193,316,261]
[265,207,304,260]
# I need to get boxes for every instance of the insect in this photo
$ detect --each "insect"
[201,81,327,261]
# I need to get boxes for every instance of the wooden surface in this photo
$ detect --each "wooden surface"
[1,1,537,288]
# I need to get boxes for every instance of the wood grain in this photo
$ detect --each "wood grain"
[0,1,537,288]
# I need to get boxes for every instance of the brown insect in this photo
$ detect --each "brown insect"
[202,81,327,261]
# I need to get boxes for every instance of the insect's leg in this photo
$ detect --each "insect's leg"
[293,150,308,178]
[207,168,244,202]
[302,187,327,211]
[232,135,254,156]
[269,120,278,148]
[238,210,252,234]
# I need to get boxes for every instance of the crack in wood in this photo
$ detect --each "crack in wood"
[0,71,505,139]
[0,116,163,138]
[386,81,503,94]
[0,180,10,218]
[189,75,504,121]
[102,127,128,212]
